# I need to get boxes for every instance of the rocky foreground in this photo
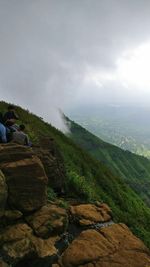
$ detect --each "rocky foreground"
[0,143,150,267]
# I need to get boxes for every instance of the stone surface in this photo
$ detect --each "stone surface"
[2,210,23,221]
[0,223,35,264]
[0,261,9,267]
[26,204,68,238]
[59,223,150,267]
[70,203,112,226]
[98,203,112,215]
[0,144,48,212]
[0,223,58,265]
[30,235,58,258]
[0,170,7,216]
[0,143,150,267]
[34,137,66,192]
[0,143,34,163]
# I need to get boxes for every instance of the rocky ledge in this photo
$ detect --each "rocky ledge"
[0,143,150,267]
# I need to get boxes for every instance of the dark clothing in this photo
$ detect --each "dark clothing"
[0,112,3,123]
[3,111,19,127]
[3,111,19,122]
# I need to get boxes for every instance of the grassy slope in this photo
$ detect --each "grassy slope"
[70,119,150,206]
[0,101,150,247]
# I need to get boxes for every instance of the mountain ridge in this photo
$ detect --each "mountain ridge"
[69,118,150,207]
[1,143,149,266]
[0,101,150,249]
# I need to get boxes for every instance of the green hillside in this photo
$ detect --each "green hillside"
[0,101,150,247]
[70,119,150,207]
[68,106,150,158]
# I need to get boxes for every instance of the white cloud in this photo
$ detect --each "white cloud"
[117,42,150,89]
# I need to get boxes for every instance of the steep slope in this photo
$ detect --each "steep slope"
[70,119,150,206]
[68,105,150,158]
[1,144,150,267]
[0,101,150,248]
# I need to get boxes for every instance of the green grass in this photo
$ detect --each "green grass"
[70,119,150,207]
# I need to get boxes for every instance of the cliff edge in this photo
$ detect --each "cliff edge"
[0,143,150,267]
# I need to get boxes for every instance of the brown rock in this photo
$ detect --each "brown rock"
[0,261,9,267]
[79,219,94,226]
[3,210,23,221]
[26,204,68,238]
[70,204,111,226]
[0,144,48,212]
[97,203,112,215]
[0,170,7,217]
[31,235,58,258]
[0,143,34,163]
[0,223,58,265]
[34,137,66,192]
[60,223,150,267]
[0,223,35,263]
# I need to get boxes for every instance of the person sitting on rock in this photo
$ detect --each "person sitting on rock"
[3,105,19,128]
[12,124,30,146]
[0,122,7,143]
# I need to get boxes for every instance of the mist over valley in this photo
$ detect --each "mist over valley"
[67,104,150,158]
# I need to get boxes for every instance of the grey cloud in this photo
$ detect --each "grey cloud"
[1,0,150,128]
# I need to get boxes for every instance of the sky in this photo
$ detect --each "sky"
[1,0,150,130]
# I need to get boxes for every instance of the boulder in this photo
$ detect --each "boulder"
[0,223,35,264]
[0,223,58,265]
[0,143,34,163]
[26,204,68,238]
[59,223,150,267]
[70,203,112,226]
[0,144,48,212]
[0,170,7,217]
[2,210,23,222]
[0,260,9,267]
[34,137,66,192]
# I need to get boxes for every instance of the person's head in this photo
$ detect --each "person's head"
[19,124,25,131]
[8,105,15,111]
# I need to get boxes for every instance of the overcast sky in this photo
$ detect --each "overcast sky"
[1,0,150,129]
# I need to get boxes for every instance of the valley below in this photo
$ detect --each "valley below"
[68,105,150,158]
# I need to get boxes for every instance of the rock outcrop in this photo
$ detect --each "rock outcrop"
[25,204,68,238]
[59,223,150,267]
[0,143,150,267]
[0,223,58,265]
[34,137,66,193]
[0,143,48,212]
[0,260,9,267]
[70,203,112,226]
[0,170,7,217]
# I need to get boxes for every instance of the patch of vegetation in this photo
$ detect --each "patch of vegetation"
[47,187,56,201]
[65,170,100,202]
[57,199,69,209]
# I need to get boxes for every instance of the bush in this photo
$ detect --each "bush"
[47,187,56,201]
[66,170,98,201]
